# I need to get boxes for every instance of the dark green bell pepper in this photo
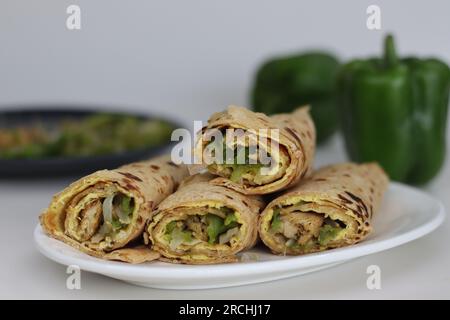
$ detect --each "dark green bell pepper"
[251,52,340,143]
[338,35,450,184]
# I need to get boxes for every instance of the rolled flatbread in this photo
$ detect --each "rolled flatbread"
[258,163,388,255]
[194,105,315,195]
[146,174,263,264]
[40,155,189,263]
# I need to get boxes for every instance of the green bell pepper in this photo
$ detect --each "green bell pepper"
[338,35,450,184]
[251,52,340,143]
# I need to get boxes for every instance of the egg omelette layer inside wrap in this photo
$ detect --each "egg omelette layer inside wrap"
[259,163,388,255]
[40,155,189,263]
[195,105,315,195]
[146,174,263,264]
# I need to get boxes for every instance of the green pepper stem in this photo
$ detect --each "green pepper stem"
[384,34,398,68]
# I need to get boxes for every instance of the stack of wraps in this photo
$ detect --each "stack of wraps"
[146,174,263,264]
[195,105,315,195]
[39,105,389,265]
[40,155,189,263]
[259,163,388,255]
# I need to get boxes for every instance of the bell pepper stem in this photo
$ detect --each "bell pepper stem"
[384,34,398,68]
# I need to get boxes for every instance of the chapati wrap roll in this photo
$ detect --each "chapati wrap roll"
[146,174,263,264]
[259,163,388,255]
[40,155,189,263]
[194,105,315,195]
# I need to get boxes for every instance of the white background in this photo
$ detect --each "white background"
[1,0,450,299]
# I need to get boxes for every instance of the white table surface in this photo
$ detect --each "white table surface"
[1,0,450,299]
[1,134,449,299]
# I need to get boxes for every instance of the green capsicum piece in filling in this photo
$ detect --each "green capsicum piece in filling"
[163,211,240,248]
[270,207,283,233]
[164,221,195,250]
[208,141,266,183]
[318,224,342,246]
[206,213,239,244]
[121,196,132,215]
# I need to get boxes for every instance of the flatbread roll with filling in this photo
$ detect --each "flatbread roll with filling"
[259,163,388,255]
[40,155,189,263]
[146,174,263,264]
[195,105,315,195]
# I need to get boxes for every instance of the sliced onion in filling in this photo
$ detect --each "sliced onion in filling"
[102,195,114,224]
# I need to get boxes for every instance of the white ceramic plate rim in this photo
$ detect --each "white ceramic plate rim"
[34,182,445,279]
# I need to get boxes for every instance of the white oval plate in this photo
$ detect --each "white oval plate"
[34,182,445,290]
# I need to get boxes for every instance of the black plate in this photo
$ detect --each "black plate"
[0,107,180,178]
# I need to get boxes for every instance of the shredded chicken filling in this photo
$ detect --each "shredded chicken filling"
[64,183,135,247]
[269,202,348,250]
